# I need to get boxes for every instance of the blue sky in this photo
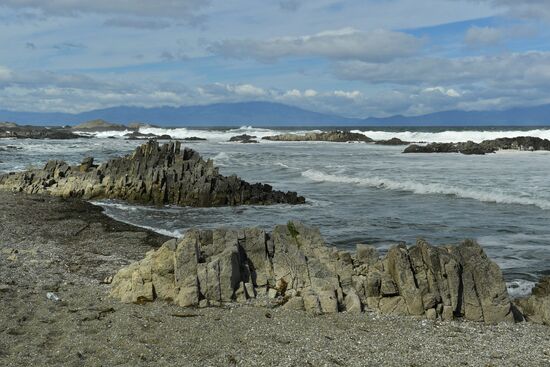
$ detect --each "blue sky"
[1,0,550,117]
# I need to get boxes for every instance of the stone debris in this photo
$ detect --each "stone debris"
[0,140,305,207]
[110,221,536,324]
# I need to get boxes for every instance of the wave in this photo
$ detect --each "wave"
[507,279,536,299]
[351,129,550,144]
[302,169,550,210]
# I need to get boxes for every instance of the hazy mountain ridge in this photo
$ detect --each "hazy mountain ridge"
[1,101,550,126]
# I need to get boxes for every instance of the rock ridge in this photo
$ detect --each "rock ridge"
[404,136,550,155]
[109,221,539,324]
[0,140,305,207]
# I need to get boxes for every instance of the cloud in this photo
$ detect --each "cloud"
[209,28,423,62]
[464,26,504,47]
[461,0,550,21]
[0,0,209,21]
[103,17,171,30]
[278,0,302,12]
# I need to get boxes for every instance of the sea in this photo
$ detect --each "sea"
[2,125,550,298]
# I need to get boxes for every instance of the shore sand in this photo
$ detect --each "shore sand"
[0,191,549,366]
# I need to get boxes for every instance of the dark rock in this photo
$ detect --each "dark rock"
[125,131,172,140]
[183,137,207,141]
[404,136,550,155]
[229,134,259,144]
[0,140,305,207]
[262,131,373,143]
[375,138,410,145]
[72,119,127,132]
[0,126,84,140]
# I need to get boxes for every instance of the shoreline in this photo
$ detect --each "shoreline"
[1,191,549,366]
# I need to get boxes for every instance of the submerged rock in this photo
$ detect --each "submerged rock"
[404,136,550,155]
[262,131,373,143]
[110,221,520,324]
[0,140,305,207]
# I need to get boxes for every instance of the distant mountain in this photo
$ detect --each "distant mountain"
[1,101,550,126]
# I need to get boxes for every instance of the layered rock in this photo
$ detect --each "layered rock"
[0,140,305,207]
[263,131,373,143]
[404,136,550,155]
[514,277,550,325]
[111,221,518,324]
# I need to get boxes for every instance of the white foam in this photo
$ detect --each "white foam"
[507,279,536,299]
[351,129,550,144]
[302,169,550,210]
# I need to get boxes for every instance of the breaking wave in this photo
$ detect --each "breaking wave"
[302,169,550,210]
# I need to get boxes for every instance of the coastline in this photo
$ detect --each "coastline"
[1,191,549,366]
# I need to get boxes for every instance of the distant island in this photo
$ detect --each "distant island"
[2,101,550,127]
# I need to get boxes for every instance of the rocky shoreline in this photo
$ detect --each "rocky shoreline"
[404,136,550,155]
[1,191,549,366]
[0,140,305,207]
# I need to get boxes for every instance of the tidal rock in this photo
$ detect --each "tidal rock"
[229,134,258,144]
[0,125,83,139]
[110,221,520,323]
[183,137,207,141]
[375,138,410,145]
[404,136,550,155]
[514,276,550,325]
[0,140,305,207]
[71,119,127,132]
[262,131,373,143]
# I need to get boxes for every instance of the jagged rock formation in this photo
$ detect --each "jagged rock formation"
[0,140,305,207]
[404,136,550,155]
[263,131,373,143]
[515,277,550,325]
[110,221,518,324]
[229,134,259,143]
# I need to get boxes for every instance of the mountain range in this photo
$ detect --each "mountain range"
[1,101,550,126]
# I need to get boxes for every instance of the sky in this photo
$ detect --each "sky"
[1,0,550,118]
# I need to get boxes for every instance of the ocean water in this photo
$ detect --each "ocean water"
[2,125,550,298]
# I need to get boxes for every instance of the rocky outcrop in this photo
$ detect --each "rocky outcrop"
[263,131,373,143]
[0,140,305,207]
[0,125,84,139]
[229,134,259,144]
[71,119,128,132]
[125,131,172,140]
[375,138,410,145]
[404,136,550,155]
[111,221,518,324]
[514,277,550,325]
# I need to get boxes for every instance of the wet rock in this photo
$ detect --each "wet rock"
[262,131,373,143]
[229,134,258,144]
[404,136,550,155]
[0,125,84,139]
[375,138,410,145]
[0,140,305,207]
[183,137,207,141]
[110,222,521,323]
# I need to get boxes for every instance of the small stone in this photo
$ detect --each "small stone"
[267,288,278,299]
[283,296,305,311]
[426,308,437,320]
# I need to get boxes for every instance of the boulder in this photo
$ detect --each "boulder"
[514,277,550,325]
[229,134,258,144]
[375,138,410,145]
[0,140,305,207]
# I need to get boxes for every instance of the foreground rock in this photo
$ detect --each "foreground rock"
[0,140,305,207]
[111,221,523,324]
[263,131,373,143]
[404,136,550,155]
[515,277,550,325]
[229,134,259,143]
[0,123,83,139]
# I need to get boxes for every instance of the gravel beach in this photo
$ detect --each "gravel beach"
[0,191,549,366]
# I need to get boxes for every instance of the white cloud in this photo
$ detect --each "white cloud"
[464,26,504,46]
[209,28,423,62]
[460,0,550,21]
[0,1,208,19]
[423,87,461,97]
